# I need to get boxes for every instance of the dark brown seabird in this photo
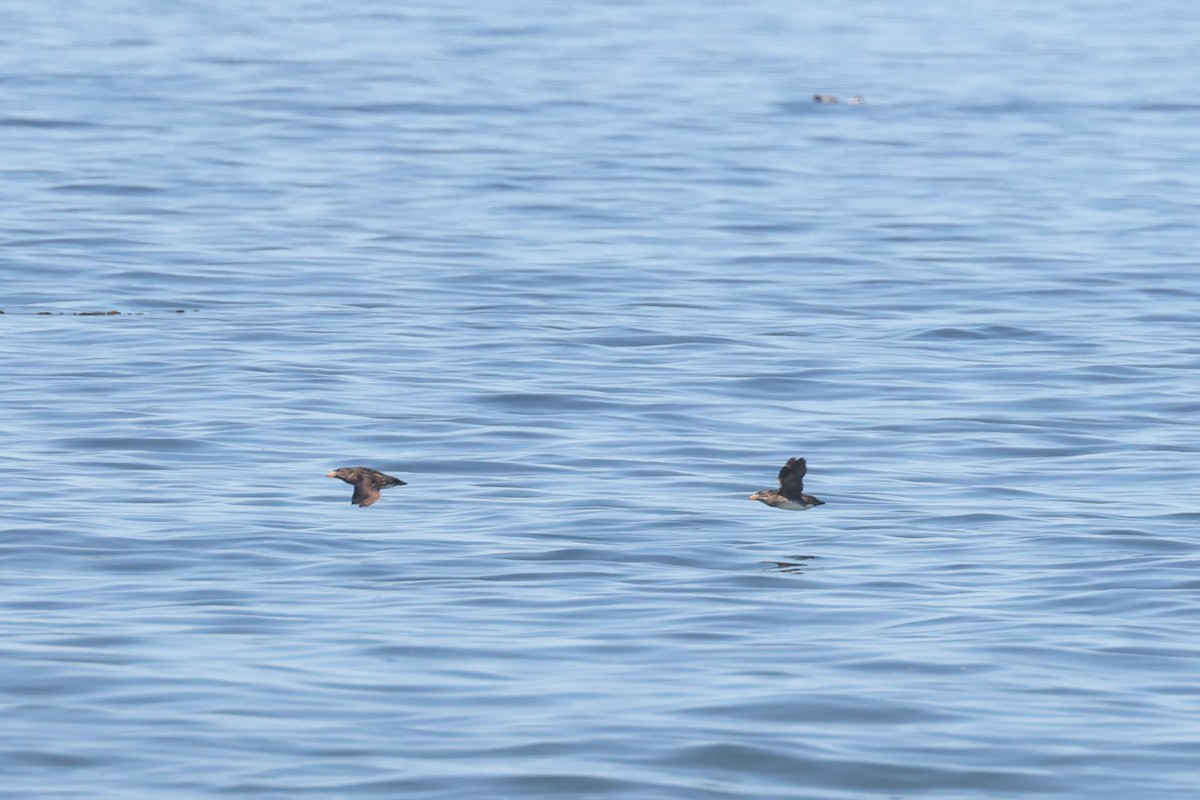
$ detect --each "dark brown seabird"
[326,467,407,507]
[749,457,825,510]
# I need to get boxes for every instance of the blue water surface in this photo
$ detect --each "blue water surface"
[3,1,1200,798]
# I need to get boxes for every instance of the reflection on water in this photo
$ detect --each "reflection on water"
[763,555,819,574]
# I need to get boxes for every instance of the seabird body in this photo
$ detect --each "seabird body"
[326,466,407,507]
[750,457,824,510]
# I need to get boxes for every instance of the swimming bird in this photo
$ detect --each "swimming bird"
[749,457,824,510]
[326,467,407,507]
[812,94,839,104]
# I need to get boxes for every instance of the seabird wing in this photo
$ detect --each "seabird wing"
[351,481,381,507]
[777,458,807,499]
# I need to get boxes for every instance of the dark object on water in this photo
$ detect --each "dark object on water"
[326,466,407,507]
[749,457,825,510]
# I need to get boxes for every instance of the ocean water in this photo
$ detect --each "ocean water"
[3,1,1200,797]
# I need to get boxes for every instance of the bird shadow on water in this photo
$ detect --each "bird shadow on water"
[762,554,819,574]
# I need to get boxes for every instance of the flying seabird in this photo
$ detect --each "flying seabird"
[326,467,407,507]
[749,457,825,510]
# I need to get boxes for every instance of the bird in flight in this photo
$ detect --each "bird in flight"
[326,467,407,507]
[749,457,824,510]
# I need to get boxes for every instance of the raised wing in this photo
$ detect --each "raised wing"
[777,457,807,499]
